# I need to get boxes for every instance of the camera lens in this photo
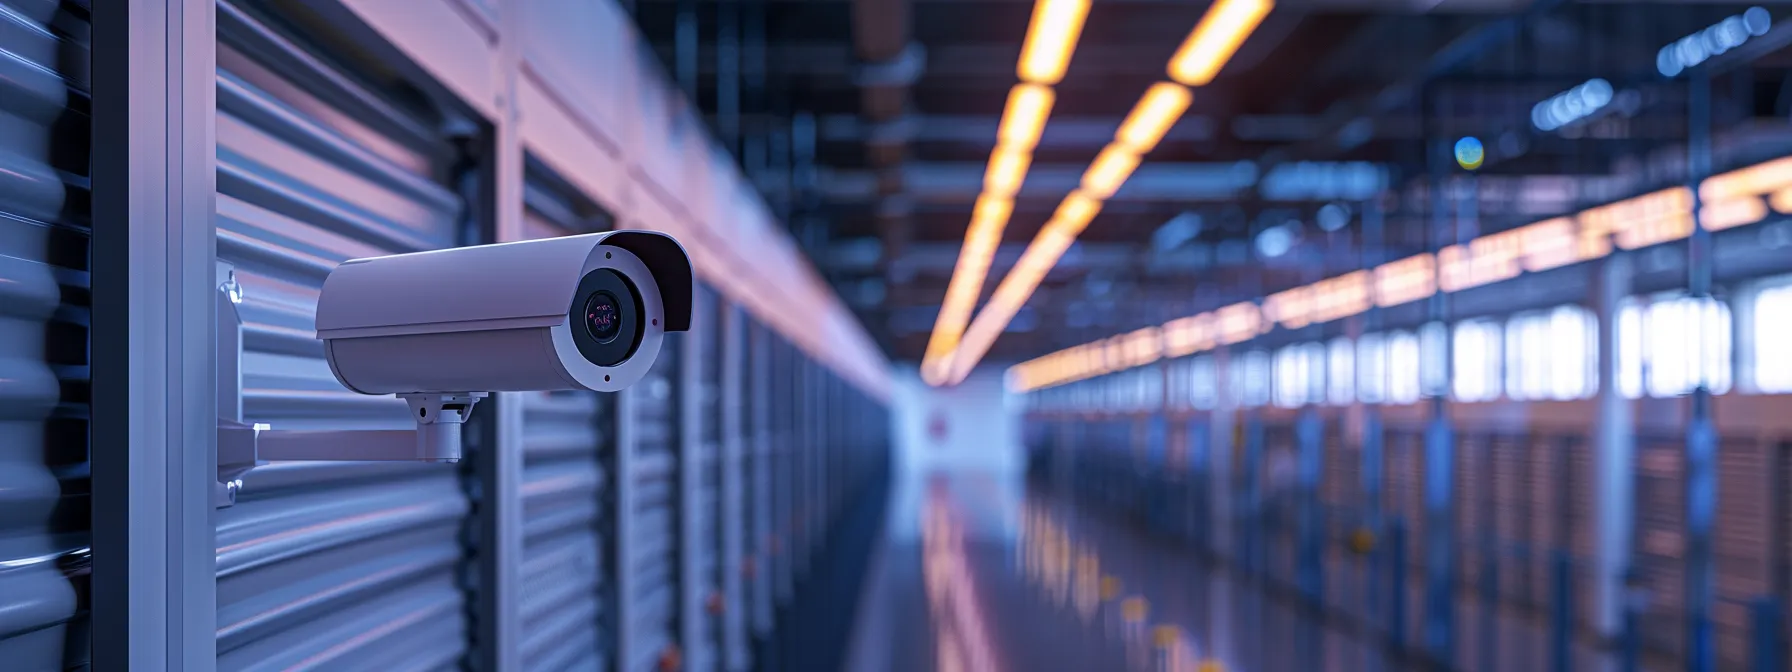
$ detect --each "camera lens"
[569,268,645,368]
[585,291,622,343]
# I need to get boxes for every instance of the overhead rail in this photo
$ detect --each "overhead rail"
[930,0,1274,385]
[920,0,1092,384]
[1007,154,1792,392]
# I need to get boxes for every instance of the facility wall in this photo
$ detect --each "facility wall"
[0,0,896,670]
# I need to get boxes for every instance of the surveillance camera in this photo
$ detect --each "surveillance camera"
[314,231,693,396]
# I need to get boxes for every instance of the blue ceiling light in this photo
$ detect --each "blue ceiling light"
[1454,136,1485,171]
[1255,222,1296,259]
[1530,79,1613,132]
[1316,202,1350,232]
[1658,7,1771,77]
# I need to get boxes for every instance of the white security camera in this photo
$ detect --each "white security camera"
[314,230,693,395]
[214,232,691,506]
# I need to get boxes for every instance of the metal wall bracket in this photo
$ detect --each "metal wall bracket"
[213,262,486,507]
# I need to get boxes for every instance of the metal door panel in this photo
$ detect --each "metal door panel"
[0,1,88,666]
[626,342,681,671]
[748,321,775,639]
[719,302,748,672]
[679,283,722,672]
[213,4,471,668]
[521,389,610,671]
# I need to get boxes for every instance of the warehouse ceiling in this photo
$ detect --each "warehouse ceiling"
[626,0,1792,366]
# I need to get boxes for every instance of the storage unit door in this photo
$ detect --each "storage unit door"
[720,302,750,672]
[747,320,775,642]
[626,336,682,672]
[693,284,725,672]
[0,2,90,669]
[212,3,473,668]
[521,390,613,671]
[518,172,614,671]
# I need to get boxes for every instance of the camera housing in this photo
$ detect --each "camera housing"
[314,231,692,395]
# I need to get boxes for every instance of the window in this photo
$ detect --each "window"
[1419,321,1449,398]
[1239,350,1272,407]
[1618,302,1644,399]
[1272,343,1326,408]
[1303,342,1327,405]
[1505,305,1597,400]
[1190,355,1218,410]
[1328,337,1355,405]
[1388,330,1422,404]
[1452,319,1502,402]
[1274,345,1308,408]
[1617,295,1732,398]
[1753,285,1792,392]
[1549,306,1597,400]
[1357,333,1387,404]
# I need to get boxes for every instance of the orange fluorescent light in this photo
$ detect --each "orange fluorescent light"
[999,84,1057,150]
[1018,0,1093,85]
[1116,83,1193,154]
[973,193,1015,227]
[1080,145,1142,200]
[1053,190,1104,233]
[1168,0,1273,87]
[984,147,1034,198]
[922,195,1015,373]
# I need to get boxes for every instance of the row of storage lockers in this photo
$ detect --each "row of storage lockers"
[1021,411,1792,669]
[0,1,892,669]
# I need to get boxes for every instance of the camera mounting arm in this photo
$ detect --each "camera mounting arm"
[215,263,485,508]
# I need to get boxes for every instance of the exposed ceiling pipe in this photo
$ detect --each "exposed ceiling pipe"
[853,0,924,282]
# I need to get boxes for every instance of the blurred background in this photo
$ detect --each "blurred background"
[5,0,1792,670]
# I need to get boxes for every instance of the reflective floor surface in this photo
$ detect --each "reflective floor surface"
[840,470,1659,672]
[841,471,1420,672]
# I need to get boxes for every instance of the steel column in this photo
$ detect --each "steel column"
[1360,195,1386,625]
[1594,252,1636,641]
[1422,132,1458,665]
[91,0,220,668]
[1684,66,1718,672]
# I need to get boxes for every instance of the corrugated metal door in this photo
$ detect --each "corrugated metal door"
[684,283,724,672]
[211,3,474,668]
[770,338,795,609]
[517,168,614,671]
[747,320,774,646]
[520,389,612,670]
[0,1,91,669]
[625,328,682,672]
[719,303,749,672]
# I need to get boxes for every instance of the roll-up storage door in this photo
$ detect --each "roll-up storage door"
[770,338,795,608]
[625,329,682,672]
[688,283,724,672]
[211,3,474,668]
[0,2,90,669]
[719,303,749,672]
[518,160,616,671]
[746,319,774,645]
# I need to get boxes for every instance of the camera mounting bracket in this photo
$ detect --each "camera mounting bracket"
[214,262,486,508]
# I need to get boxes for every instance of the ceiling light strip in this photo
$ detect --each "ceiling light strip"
[935,0,1272,385]
[920,0,1092,384]
[1007,152,1792,392]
